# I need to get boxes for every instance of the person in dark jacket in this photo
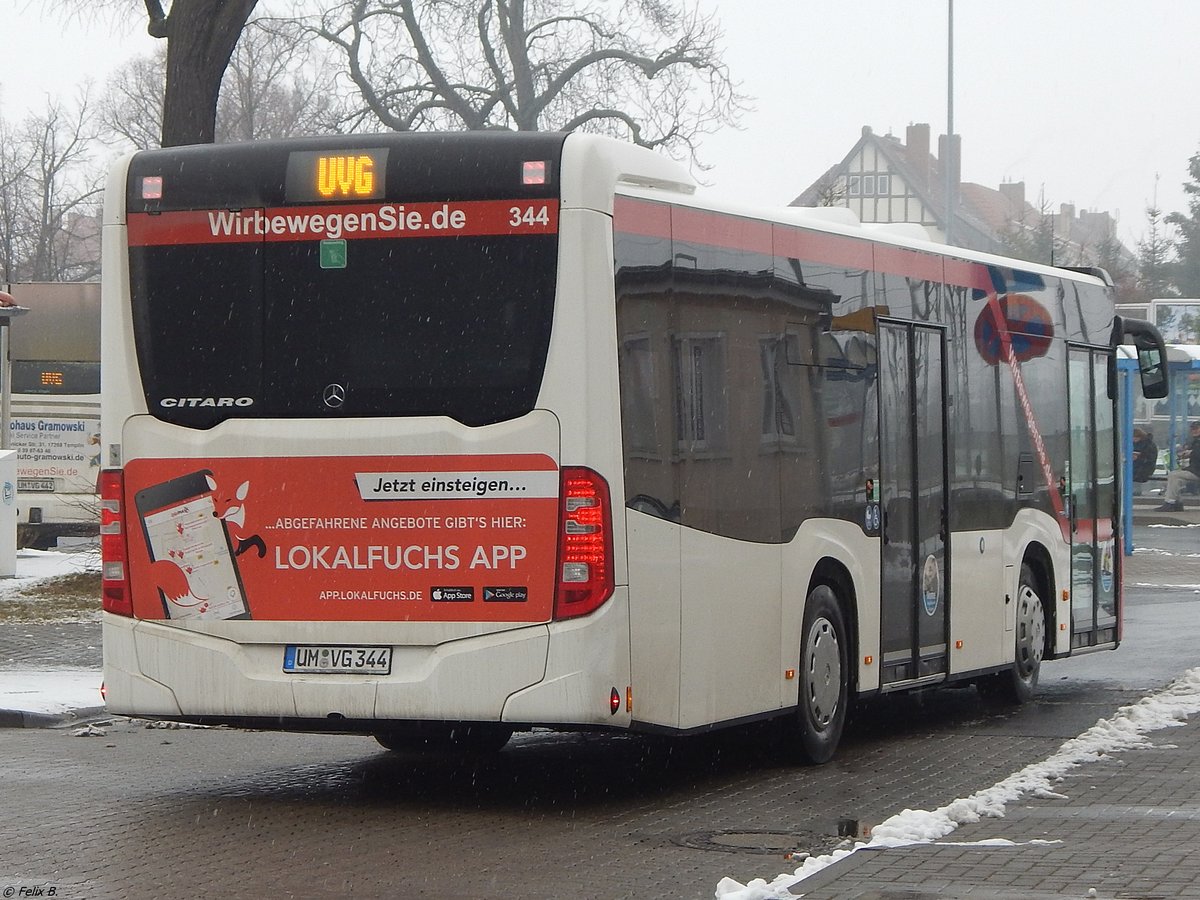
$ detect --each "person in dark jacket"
[1132,428,1158,493]
[1157,422,1200,510]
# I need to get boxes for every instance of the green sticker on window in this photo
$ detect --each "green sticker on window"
[320,239,347,269]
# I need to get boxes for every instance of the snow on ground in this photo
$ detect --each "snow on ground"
[0,668,102,714]
[0,547,98,591]
[715,667,1200,899]
[0,548,102,715]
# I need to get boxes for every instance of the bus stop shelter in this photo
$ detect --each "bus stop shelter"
[1118,343,1200,554]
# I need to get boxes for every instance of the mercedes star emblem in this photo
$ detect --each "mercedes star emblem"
[322,383,346,408]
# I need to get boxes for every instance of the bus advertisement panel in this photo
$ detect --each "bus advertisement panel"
[124,453,559,622]
[11,413,99,495]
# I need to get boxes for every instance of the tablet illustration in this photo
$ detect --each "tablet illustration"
[134,469,251,620]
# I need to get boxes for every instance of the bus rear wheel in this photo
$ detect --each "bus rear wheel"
[979,563,1045,704]
[786,584,850,765]
[374,723,513,755]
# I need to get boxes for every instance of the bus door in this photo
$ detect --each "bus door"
[878,320,949,687]
[1067,345,1119,648]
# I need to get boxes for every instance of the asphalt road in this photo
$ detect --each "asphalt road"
[2,686,1129,900]
[0,524,1195,899]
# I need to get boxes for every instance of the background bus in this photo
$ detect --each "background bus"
[99,133,1166,763]
[1117,300,1200,476]
[4,282,100,548]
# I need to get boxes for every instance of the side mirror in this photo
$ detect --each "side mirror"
[1114,316,1170,400]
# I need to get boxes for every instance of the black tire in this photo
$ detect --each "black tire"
[374,723,513,755]
[787,584,850,765]
[979,563,1045,704]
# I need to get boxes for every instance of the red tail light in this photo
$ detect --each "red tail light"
[99,468,134,617]
[553,467,614,620]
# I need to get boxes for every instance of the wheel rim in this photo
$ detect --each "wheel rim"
[804,615,841,729]
[1014,585,1045,680]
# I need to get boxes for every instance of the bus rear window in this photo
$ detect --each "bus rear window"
[129,232,557,428]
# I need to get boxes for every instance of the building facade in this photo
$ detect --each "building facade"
[792,123,1131,272]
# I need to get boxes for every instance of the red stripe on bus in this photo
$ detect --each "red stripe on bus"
[671,205,773,255]
[943,257,996,292]
[127,199,559,246]
[613,196,671,238]
[872,244,944,284]
[771,226,873,270]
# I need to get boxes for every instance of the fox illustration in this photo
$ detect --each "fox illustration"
[207,474,268,558]
[151,556,207,611]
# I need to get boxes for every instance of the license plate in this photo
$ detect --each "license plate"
[18,479,55,492]
[283,645,392,674]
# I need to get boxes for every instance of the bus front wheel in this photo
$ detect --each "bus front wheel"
[787,584,850,765]
[979,563,1045,704]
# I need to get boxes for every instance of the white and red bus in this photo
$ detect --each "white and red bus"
[99,133,1167,762]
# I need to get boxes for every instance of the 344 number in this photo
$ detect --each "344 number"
[509,205,551,227]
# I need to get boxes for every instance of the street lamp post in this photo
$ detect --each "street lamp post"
[945,0,955,247]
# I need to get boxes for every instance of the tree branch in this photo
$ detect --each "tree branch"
[144,0,168,38]
[313,0,745,168]
[396,1,487,128]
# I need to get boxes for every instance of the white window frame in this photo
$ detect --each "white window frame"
[620,334,660,456]
[759,335,800,446]
[672,333,727,454]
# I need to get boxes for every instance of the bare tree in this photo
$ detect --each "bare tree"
[0,115,33,282]
[103,19,349,149]
[100,52,166,150]
[1089,230,1140,302]
[53,0,259,146]
[806,169,847,208]
[0,95,103,283]
[310,0,743,165]
[216,19,348,142]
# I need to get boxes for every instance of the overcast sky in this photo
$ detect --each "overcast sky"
[1,0,1197,249]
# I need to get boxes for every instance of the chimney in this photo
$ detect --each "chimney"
[906,123,931,185]
[937,133,961,189]
[999,181,1026,209]
[1080,209,1115,240]
[1056,203,1077,243]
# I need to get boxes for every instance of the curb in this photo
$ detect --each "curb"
[1133,515,1197,527]
[0,704,108,729]
[1132,510,1200,527]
